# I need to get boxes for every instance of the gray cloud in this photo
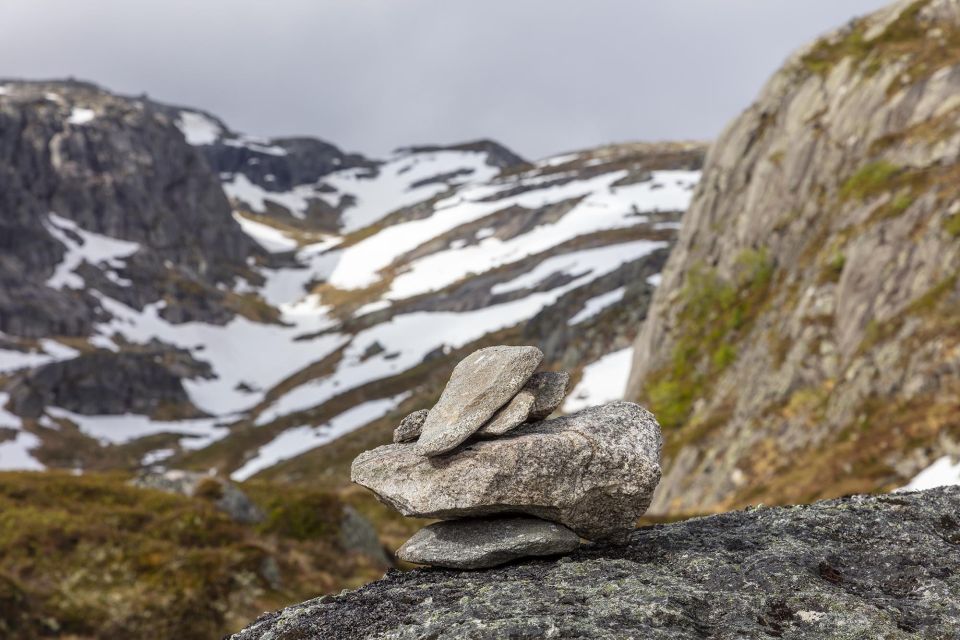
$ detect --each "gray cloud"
[0,0,889,159]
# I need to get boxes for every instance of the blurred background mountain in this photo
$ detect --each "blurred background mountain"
[4,0,960,638]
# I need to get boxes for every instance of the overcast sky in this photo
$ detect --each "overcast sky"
[0,1,889,159]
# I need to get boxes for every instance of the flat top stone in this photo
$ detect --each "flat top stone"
[415,345,542,456]
[353,402,662,540]
[397,516,580,569]
[230,487,960,640]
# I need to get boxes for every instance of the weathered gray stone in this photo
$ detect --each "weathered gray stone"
[525,371,569,420]
[414,345,543,456]
[474,389,534,437]
[131,470,264,525]
[339,505,390,567]
[397,517,580,569]
[353,402,661,540]
[393,409,428,443]
[230,487,960,640]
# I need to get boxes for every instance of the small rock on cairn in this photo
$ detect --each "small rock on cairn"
[351,345,663,569]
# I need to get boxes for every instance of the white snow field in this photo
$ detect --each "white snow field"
[383,170,698,300]
[3,134,699,476]
[231,393,409,481]
[562,347,635,413]
[44,214,141,289]
[901,456,960,491]
[325,150,501,233]
[569,287,627,325]
[175,110,224,145]
[67,107,96,125]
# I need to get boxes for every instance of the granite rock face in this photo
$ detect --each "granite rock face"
[392,409,428,444]
[626,0,960,515]
[353,402,662,540]
[231,487,960,640]
[397,517,580,569]
[415,345,543,456]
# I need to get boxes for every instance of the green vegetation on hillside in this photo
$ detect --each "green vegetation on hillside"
[642,249,775,432]
[800,0,960,91]
[0,472,387,640]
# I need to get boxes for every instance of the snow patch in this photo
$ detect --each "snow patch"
[67,107,96,125]
[231,393,408,481]
[0,339,79,374]
[328,150,500,233]
[900,456,960,491]
[232,212,298,252]
[563,347,634,413]
[491,241,665,295]
[44,214,140,289]
[224,136,287,156]
[385,170,696,300]
[568,287,626,325]
[176,111,224,145]
[224,174,319,220]
[47,406,228,446]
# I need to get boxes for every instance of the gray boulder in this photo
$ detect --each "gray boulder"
[474,389,534,437]
[415,346,543,456]
[397,517,580,569]
[525,371,569,420]
[393,409,428,443]
[353,402,661,540]
[131,470,264,525]
[339,505,390,567]
[229,487,960,640]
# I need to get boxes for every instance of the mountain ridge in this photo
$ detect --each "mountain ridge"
[0,78,704,484]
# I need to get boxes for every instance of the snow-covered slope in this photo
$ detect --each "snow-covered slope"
[0,80,704,480]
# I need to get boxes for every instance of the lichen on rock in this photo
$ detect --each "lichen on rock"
[231,487,960,640]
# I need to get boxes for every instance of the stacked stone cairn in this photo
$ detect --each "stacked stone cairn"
[351,345,663,569]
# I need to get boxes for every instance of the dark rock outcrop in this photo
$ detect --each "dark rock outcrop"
[6,351,203,418]
[232,487,960,639]
[131,470,264,524]
[0,80,258,337]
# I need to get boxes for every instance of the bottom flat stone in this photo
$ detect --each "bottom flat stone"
[397,517,580,569]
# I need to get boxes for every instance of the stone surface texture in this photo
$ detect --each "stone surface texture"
[396,517,580,569]
[525,371,570,420]
[414,345,543,456]
[392,409,428,443]
[473,389,534,437]
[353,402,662,540]
[231,487,960,640]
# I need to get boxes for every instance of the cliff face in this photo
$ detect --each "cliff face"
[627,0,960,515]
[231,487,960,640]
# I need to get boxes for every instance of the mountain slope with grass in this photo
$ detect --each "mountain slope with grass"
[627,0,960,516]
[0,79,704,489]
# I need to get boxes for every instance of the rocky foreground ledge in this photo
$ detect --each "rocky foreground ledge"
[231,487,960,640]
